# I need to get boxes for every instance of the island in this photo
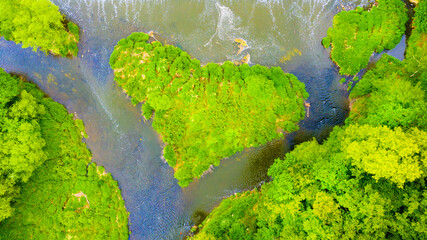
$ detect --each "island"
[109,33,309,187]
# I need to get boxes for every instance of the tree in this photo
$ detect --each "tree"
[193,3,426,237]
[0,71,46,222]
[348,55,426,130]
[192,125,427,239]
[0,69,129,239]
[110,32,308,187]
[0,0,80,56]
[341,125,426,188]
[322,0,407,75]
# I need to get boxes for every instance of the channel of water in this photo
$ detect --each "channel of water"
[1,0,404,239]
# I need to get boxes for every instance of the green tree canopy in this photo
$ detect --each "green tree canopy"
[322,0,407,75]
[403,0,427,92]
[110,32,308,187]
[193,2,426,238]
[0,69,129,239]
[192,125,427,239]
[347,54,426,130]
[0,0,80,56]
[0,71,47,222]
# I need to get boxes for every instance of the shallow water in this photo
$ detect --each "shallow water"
[0,0,374,239]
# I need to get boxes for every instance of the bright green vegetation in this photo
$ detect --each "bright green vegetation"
[322,0,407,75]
[347,54,426,129]
[404,0,427,92]
[0,0,80,57]
[347,0,427,129]
[0,69,129,239]
[192,72,427,239]
[0,71,46,222]
[110,33,308,187]
[192,2,426,239]
[193,125,426,239]
[193,191,260,240]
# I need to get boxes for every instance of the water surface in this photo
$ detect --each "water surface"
[0,0,372,239]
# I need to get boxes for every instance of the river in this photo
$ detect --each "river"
[0,0,395,239]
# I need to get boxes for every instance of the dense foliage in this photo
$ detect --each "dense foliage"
[404,0,427,92]
[0,69,128,239]
[194,191,260,240]
[347,54,426,129]
[110,33,308,187]
[193,104,427,239]
[322,0,407,75]
[0,71,46,222]
[193,126,427,239]
[192,2,426,239]
[0,0,80,57]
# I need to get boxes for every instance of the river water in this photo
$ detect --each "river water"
[0,0,382,239]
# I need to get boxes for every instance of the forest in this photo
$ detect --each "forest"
[191,0,426,239]
[0,0,80,57]
[0,2,129,239]
[0,69,129,239]
[322,0,408,75]
[109,34,308,187]
[0,0,425,239]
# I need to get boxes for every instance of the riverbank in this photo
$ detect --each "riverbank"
[190,1,426,238]
[0,69,129,239]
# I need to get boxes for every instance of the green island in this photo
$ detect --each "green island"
[109,33,308,187]
[191,1,427,239]
[322,0,407,75]
[0,69,129,239]
[0,0,80,57]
